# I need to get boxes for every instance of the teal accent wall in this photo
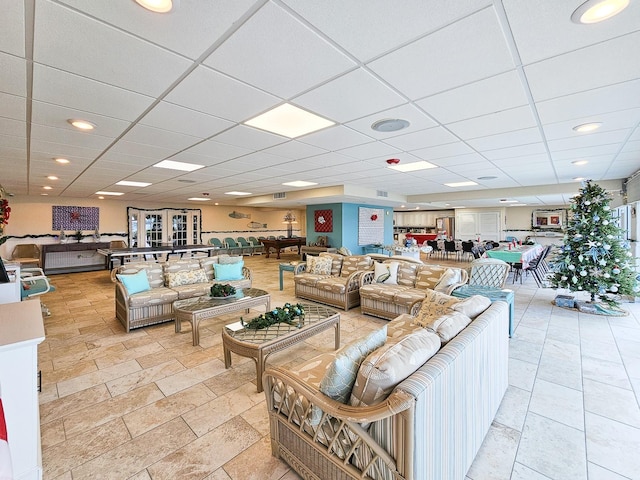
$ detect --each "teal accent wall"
[306,203,394,253]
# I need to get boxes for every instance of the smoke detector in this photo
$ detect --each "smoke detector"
[371,119,410,132]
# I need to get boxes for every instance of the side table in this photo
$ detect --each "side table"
[452,285,514,337]
[279,262,296,290]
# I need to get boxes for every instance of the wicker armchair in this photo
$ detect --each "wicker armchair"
[467,258,510,289]
[11,244,41,268]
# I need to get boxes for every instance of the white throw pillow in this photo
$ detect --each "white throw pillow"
[433,268,461,293]
[373,261,399,285]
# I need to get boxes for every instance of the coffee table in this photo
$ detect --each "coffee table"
[222,302,340,392]
[173,288,270,346]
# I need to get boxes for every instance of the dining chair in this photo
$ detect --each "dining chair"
[248,236,264,255]
[223,237,244,256]
[467,258,511,289]
[208,237,230,255]
[236,237,257,255]
[11,244,41,268]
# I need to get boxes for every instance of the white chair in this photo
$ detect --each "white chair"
[467,258,511,289]
[20,267,55,316]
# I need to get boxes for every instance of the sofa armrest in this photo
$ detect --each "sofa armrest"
[360,270,374,286]
[294,262,307,274]
[345,270,368,291]
[242,266,252,281]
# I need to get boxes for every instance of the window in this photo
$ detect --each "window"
[127,208,202,247]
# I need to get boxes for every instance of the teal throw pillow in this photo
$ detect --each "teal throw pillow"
[214,261,244,281]
[116,269,150,295]
[319,325,387,404]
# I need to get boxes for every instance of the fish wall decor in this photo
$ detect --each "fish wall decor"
[247,221,267,229]
[228,211,251,219]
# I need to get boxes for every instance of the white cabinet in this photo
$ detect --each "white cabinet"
[0,300,45,480]
[456,211,501,241]
[0,263,20,304]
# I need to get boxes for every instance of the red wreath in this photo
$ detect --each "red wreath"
[0,199,10,226]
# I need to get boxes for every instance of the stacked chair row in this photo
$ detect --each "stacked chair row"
[208,236,264,256]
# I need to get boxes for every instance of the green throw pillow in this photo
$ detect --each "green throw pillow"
[116,269,150,295]
[214,261,244,281]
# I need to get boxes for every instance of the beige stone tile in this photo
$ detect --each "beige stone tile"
[128,470,153,480]
[178,346,223,369]
[155,358,227,396]
[136,343,201,369]
[43,360,99,386]
[52,343,126,370]
[43,418,131,478]
[202,468,232,480]
[40,384,111,425]
[57,359,142,397]
[223,436,290,480]
[106,359,186,396]
[585,412,640,479]
[203,358,257,396]
[146,417,262,480]
[40,341,87,362]
[240,402,270,438]
[63,383,164,437]
[466,422,520,480]
[183,383,264,437]
[39,382,60,405]
[41,418,65,449]
[94,342,165,369]
[123,384,217,437]
[71,417,196,479]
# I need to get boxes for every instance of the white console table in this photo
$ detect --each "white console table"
[0,300,45,480]
[0,262,20,304]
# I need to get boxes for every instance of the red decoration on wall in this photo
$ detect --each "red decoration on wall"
[314,209,333,232]
[370,214,378,221]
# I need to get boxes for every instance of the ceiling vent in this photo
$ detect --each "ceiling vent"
[273,192,286,199]
[376,190,388,197]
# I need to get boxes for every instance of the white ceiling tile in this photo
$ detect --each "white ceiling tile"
[0,92,26,122]
[298,125,372,150]
[30,124,114,151]
[0,118,25,138]
[204,2,355,98]
[109,140,178,160]
[543,109,640,141]
[0,134,26,150]
[32,65,154,121]
[164,65,279,122]
[620,140,640,153]
[368,8,514,99]
[337,141,401,160]
[294,68,406,123]
[526,32,640,102]
[346,103,438,139]
[548,130,631,152]
[482,143,548,160]
[382,127,459,151]
[121,124,201,151]
[446,106,536,140]
[550,145,620,161]
[31,101,131,138]
[140,102,234,139]
[468,127,544,151]
[34,1,192,96]
[429,153,489,167]
[211,125,287,151]
[411,143,475,162]
[180,141,252,163]
[503,0,640,64]
[262,141,328,160]
[0,0,24,57]
[417,71,528,124]
[0,53,26,97]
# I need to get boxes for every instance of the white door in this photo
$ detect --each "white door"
[479,212,500,241]
[456,212,478,240]
[456,211,501,241]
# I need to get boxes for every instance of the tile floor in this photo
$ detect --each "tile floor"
[37,253,640,479]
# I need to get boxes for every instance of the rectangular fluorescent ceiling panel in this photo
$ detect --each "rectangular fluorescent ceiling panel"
[153,160,204,172]
[188,197,211,201]
[282,181,318,187]
[116,181,152,187]
[225,191,252,196]
[95,191,124,196]
[244,103,335,138]
[388,161,437,172]
[445,181,478,187]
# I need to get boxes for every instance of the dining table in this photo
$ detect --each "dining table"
[485,244,543,268]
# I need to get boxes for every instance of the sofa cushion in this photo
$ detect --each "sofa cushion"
[290,351,336,388]
[319,325,387,404]
[413,289,461,326]
[397,262,419,287]
[453,295,492,319]
[315,277,349,294]
[415,265,448,290]
[128,286,179,308]
[374,261,399,284]
[307,255,332,275]
[118,262,164,288]
[433,268,461,293]
[165,268,208,288]
[294,272,329,287]
[170,283,211,300]
[349,328,440,407]
[320,253,343,276]
[428,311,473,344]
[386,314,421,339]
[393,288,427,308]
[340,255,371,278]
[218,254,243,264]
[163,259,201,275]
[117,269,150,295]
[360,284,406,303]
[214,262,244,281]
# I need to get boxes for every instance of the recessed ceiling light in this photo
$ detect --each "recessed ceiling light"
[572,160,589,165]
[499,199,518,203]
[571,0,629,24]
[245,103,334,138]
[225,191,252,196]
[478,176,497,180]
[214,202,219,206]
[445,181,478,187]
[95,191,124,196]
[40,193,48,196]
[43,186,52,190]
[177,179,197,183]
[153,160,204,172]
[98,196,104,200]
[371,119,410,133]
[134,0,179,13]
[453,206,466,209]
[47,175,58,180]
[116,181,152,187]
[188,197,211,201]
[67,119,96,131]
[573,177,586,181]
[573,122,602,133]
[388,161,437,172]
[282,181,318,187]
[55,158,70,164]
[511,203,527,206]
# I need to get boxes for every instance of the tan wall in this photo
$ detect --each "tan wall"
[0,196,305,258]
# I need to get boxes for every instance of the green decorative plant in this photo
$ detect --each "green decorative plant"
[210,283,236,297]
[242,302,305,330]
[74,230,83,242]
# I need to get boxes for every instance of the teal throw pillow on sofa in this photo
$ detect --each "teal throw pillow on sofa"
[116,269,151,295]
[214,261,244,281]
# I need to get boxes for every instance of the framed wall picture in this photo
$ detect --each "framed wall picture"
[314,209,333,232]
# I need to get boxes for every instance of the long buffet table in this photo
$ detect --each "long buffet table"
[97,245,219,269]
[485,244,543,268]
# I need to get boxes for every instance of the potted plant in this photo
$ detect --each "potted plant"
[74,230,83,243]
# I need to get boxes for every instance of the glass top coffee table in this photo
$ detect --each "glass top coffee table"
[173,288,270,346]
[222,302,340,392]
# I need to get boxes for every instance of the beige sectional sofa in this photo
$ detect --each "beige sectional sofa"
[114,256,252,332]
[263,291,509,480]
[359,258,469,320]
[293,253,374,310]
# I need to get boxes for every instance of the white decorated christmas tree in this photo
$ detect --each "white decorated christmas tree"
[551,180,638,307]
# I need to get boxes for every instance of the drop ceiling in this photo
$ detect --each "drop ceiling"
[1,0,639,210]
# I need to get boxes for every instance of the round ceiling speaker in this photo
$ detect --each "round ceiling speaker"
[371,118,410,132]
[386,158,400,165]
